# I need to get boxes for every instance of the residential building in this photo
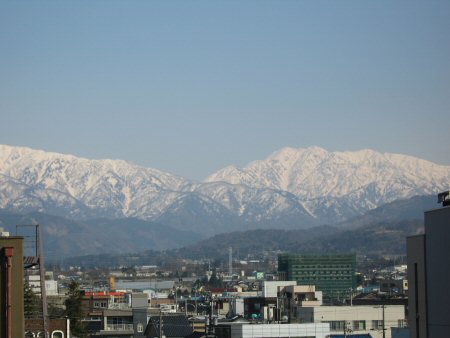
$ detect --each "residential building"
[296,305,406,338]
[280,285,323,321]
[379,279,407,295]
[81,291,128,315]
[351,293,407,308]
[26,275,59,296]
[278,254,356,300]
[115,280,174,293]
[407,193,450,338]
[83,292,148,337]
[85,309,134,337]
[262,281,297,298]
[214,322,330,338]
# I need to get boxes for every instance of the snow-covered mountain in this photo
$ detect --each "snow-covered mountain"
[0,144,449,234]
[206,146,450,222]
[0,145,317,234]
[0,144,189,219]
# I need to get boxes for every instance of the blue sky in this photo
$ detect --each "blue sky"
[1,1,449,180]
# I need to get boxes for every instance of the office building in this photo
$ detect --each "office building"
[278,254,356,300]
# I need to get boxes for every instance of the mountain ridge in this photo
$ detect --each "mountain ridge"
[206,146,450,222]
[0,144,449,232]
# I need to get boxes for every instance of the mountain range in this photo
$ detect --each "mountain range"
[0,144,448,257]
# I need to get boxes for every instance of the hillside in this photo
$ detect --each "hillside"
[0,210,198,260]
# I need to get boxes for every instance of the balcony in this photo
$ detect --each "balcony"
[104,323,134,332]
[108,303,131,310]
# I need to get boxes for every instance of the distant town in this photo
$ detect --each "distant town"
[1,191,448,338]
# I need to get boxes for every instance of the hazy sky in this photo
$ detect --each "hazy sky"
[1,1,449,180]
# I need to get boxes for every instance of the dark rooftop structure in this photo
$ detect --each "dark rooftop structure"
[144,314,193,338]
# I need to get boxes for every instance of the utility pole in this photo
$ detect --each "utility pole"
[229,247,232,277]
[374,304,386,338]
[209,297,213,335]
[276,297,279,324]
[174,286,177,312]
[159,310,163,338]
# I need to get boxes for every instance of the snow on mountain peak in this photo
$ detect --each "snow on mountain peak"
[205,146,450,221]
[0,144,189,218]
[1,144,449,227]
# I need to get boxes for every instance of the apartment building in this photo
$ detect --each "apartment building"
[296,305,405,338]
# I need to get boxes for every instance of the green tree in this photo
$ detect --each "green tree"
[64,280,86,337]
[24,282,40,318]
[48,303,65,318]
[207,268,224,288]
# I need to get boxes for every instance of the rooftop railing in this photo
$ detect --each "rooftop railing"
[105,323,134,332]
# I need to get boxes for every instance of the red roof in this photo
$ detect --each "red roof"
[84,291,125,297]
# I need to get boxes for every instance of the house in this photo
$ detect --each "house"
[83,292,148,337]
[85,309,134,337]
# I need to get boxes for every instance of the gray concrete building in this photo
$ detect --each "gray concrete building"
[407,193,450,338]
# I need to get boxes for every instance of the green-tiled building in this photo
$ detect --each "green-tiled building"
[278,253,356,300]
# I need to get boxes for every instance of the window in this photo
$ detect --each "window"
[372,320,384,330]
[353,320,366,331]
[398,319,407,328]
[327,321,346,331]
[52,331,64,338]
[137,323,144,333]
